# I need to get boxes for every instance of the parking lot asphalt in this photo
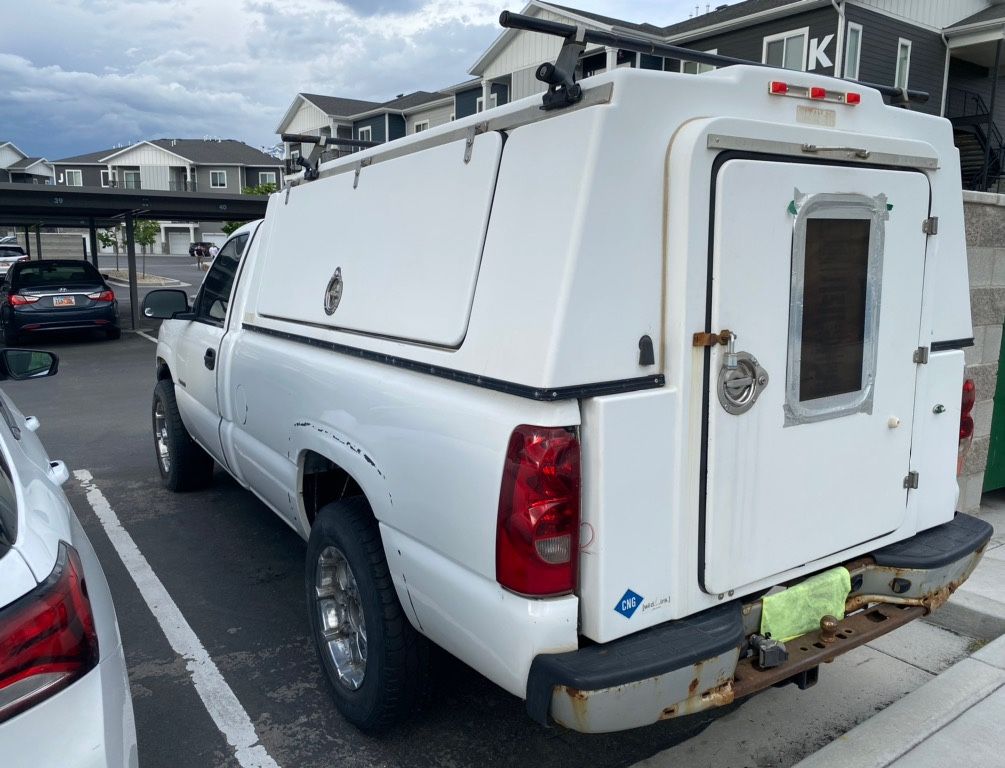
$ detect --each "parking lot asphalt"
[2,327,981,768]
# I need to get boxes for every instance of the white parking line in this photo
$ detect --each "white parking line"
[135,330,158,344]
[74,470,281,768]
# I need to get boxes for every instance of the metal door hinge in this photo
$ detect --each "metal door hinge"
[903,471,919,490]
[922,216,938,235]
[693,329,733,347]
[913,346,929,364]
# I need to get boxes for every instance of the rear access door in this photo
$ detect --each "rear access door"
[703,158,930,595]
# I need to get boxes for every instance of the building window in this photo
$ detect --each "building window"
[682,49,717,74]
[258,171,277,186]
[210,170,227,188]
[475,93,498,113]
[763,28,809,71]
[358,126,372,142]
[100,170,113,188]
[123,170,141,189]
[413,121,429,133]
[895,38,911,91]
[290,149,300,161]
[844,22,862,80]
[65,169,82,187]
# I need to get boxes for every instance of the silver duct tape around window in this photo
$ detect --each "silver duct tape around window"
[783,189,889,427]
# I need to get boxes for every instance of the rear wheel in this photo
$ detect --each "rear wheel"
[1,324,20,347]
[306,496,429,732]
[152,379,214,491]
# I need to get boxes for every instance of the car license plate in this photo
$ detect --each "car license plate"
[53,296,75,307]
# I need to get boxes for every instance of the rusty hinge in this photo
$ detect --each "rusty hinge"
[922,216,938,235]
[693,329,733,347]
[903,471,919,490]
[913,346,930,364]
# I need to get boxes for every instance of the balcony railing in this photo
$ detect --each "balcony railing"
[168,180,198,192]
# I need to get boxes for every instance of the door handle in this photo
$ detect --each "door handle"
[204,348,216,370]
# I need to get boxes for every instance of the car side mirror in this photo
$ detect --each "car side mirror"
[101,273,110,280]
[0,349,58,380]
[143,289,189,319]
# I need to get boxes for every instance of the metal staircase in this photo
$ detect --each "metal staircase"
[946,87,1005,192]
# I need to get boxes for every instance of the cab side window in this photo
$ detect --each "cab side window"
[193,234,249,325]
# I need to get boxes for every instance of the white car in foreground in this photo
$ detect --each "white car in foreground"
[0,349,136,766]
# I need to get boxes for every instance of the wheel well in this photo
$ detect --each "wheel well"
[156,359,172,381]
[301,450,364,527]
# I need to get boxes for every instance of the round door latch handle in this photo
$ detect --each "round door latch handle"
[888,416,901,429]
[933,404,946,414]
[717,351,768,415]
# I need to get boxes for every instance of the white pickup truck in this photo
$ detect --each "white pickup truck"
[143,19,992,736]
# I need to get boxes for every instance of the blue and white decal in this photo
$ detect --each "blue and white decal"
[614,589,643,619]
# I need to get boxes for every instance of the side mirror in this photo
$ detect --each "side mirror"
[143,289,189,319]
[101,273,110,280]
[0,349,58,380]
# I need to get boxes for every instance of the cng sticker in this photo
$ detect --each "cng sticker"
[615,589,643,619]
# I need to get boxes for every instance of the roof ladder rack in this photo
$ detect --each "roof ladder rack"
[280,133,381,182]
[498,10,929,109]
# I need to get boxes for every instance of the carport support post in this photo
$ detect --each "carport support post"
[125,213,139,331]
[34,225,41,259]
[88,218,98,268]
[22,226,30,258]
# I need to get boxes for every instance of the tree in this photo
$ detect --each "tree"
[222,183,278,235]
[134,220,160,275]
[96,226,121,270]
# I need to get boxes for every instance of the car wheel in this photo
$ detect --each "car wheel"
[306,496,430,733]
[106,326,122,340]
[1,324,20,347]
[152,379,214,491]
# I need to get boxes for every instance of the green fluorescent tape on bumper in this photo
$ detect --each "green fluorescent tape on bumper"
[760,566,852,643]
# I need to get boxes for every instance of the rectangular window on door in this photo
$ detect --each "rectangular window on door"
[844,23,862,80]
[785,193,887,425]
[895,39,911,90]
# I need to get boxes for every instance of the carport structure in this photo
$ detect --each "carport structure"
[0,182,269,329]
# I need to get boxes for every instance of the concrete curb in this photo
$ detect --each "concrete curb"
[926,590,1005,642]
[795,635,1005,767]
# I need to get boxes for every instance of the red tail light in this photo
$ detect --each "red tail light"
[496,425,580,596]
[845,91,861,105]
[960,378,976,441]
[769,81,788,95]
[0,542,99,723]
[809,86,827,99]
[87,290,115,302]
[8,294,39,306]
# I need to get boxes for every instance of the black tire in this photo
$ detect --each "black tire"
[306,496,429,733]
[2,324,20,347]
[152,378,214,491]
[106,326,121,340]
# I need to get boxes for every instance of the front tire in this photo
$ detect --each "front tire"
[306,496,429,733]
[152,379,214,491]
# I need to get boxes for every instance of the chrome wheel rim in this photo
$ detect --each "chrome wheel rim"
[154,400,171,474]
[315,546,367,690]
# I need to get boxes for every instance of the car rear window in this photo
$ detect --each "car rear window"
[14,262,101,288]
[0,246,25,256]
[0,454,16,557]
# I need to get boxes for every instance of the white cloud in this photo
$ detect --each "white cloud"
[0,0,711,158]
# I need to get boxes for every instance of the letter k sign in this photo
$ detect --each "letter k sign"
[809,34,834,70]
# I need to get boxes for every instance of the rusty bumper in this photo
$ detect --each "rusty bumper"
[525,513,992,733]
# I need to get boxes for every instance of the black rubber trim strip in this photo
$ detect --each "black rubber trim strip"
[698,151,932,593]
[525,601,743,726]
[242,323,665,401]
[871,513,992,570]
[931,338,975,352]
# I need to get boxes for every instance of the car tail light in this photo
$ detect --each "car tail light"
[8,294,39,306]
[496,425,580,596]
[0,542,99,723]
[769,80,788,95]
[845,91,861,105]
[958,378,977,476]
[87,290,115,302]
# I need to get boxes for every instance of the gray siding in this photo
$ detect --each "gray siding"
[387,114,406,141]
[196,165,240,194]
[844,5,945,116]
[354,114,386,143]
[455,86,481,119]
[53,164,102,188]
[681,7,839,77]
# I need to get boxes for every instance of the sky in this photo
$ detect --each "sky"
[0,0,719,160]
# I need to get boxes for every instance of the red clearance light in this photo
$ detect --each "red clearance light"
[769,81,788,95]
[496,425,580,596]
[845,91,861,105]
[809,86,827,100]
[960,378,977,441]
[9,294,39,306]
[0,542,99,723]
